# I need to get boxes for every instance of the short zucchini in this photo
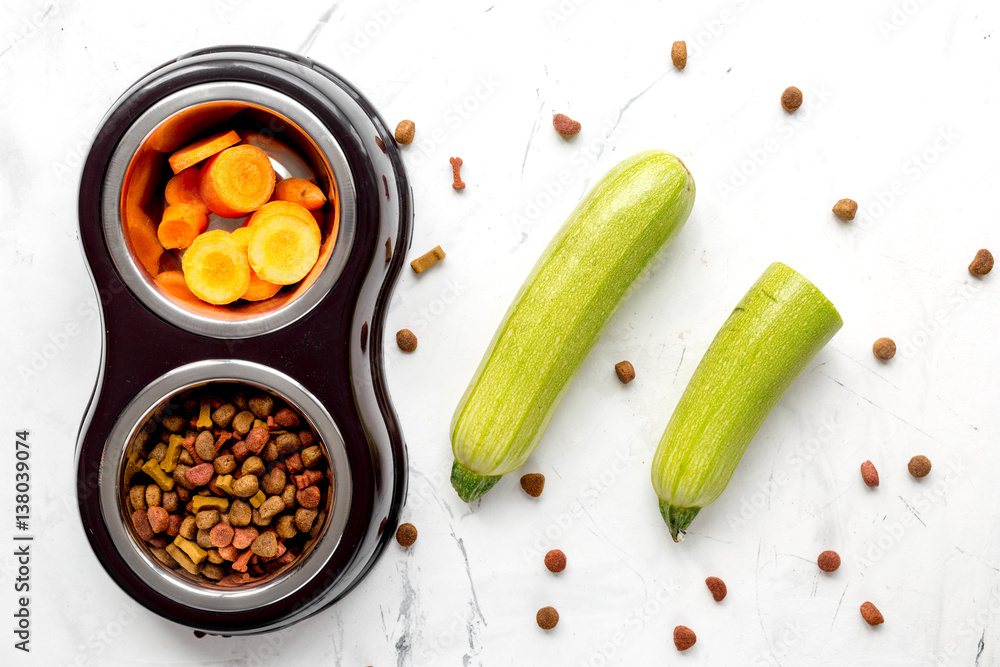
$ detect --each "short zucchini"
[650,262,843,541]
[451,150,696,501]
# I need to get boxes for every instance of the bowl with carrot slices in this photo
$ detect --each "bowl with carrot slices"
[108,84,355,338]
[77,47,411,634]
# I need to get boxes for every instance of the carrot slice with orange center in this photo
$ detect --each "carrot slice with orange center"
[164,167,209,213]
[272,177,327,211]
[199,145,276,218]
[157,203,209,250]
[248,213,321,285]
[229,227,281,301]
[167,129,241,174]
[182,230,251,305]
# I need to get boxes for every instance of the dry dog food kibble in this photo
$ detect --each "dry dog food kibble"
[394,120,416,145]
[860,601,884,626]
[615,360,635,384]
[832,199,858,221]
[908,455,932,478]
[410,245,446,274]
[673,625,697,651]
[781,86,803,112]
[396,522,418,548]
[536,606,559,630]
[552,113,582,137]
[705,576,727,602]
[969,249,994,276]
[396,329,418,353]
[872,337,896,361]
[122,385,331,585]
[817,550,841,572]
[861,460,879,487]
[544,549,566,573]
[449,157,466,190]
[671,41,687,69]
[520,473,545,497]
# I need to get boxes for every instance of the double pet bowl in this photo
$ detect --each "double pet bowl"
[75,46,411,634]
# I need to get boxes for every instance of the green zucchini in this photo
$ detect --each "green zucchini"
[450,150,696,501]
[650,262,843,541]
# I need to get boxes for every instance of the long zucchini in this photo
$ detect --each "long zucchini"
[451,150,696,501]
[650,262,843,540]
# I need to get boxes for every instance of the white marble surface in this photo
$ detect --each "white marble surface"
[3,0,1000,664]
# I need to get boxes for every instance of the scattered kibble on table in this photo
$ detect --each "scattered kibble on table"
[817,550,841,573]
[673,625,697,651]
[520,473,545,497]
[781,86,803,112]
[872,337,896,361]
[908,455,932,478]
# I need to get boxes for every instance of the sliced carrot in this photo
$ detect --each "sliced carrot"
[228,226,282,301]
[164,167,209,213]
[168,129,241,174]
[248,213,321,285]
[199,145,276,218]
[154,270,199,303]
[181,230,251,305]
[128,211,164,276]
[157,203,209,250]
[245,200,318,233]
[272,178,327,211]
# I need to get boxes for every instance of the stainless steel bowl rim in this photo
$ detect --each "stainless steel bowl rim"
[100,359,353,612]
[101,81,357,339]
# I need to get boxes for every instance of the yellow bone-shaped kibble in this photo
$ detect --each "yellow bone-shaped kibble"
[172,535,208,564]
[249,489,266,508]
[192,495,229,512]
[161,434,184,473]
[196,398,213,429]
[165,543,201,575]
[215,474,235,495]
[141,459,175,491]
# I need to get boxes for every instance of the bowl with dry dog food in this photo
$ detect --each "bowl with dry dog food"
[75,46,411,634]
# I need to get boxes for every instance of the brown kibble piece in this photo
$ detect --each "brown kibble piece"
[395,120,415,145]
[259,496,285,521]
[251,531,278,558]
[147,506,170,534]
[195,509,221,530]
[671,41,687,70]
[969,249,994,276]
[230,499,252,527]
[248,395,274,419]
[861,460,879,487]
[832,199,858,221]
[162,491,179,513]
[615,360,635,384]
[212,404,236,428]
[872,337,896,361]
[242,455,266,477]
[449,157,465,190]
[301,445,323,469]
[860,601,884,626]
[410,245,446,274]
[262,468,287,496]
[520,473,545,497]
[194,431,217,462]
[232,474,260,498]
[544,549,566,573]
[295,508,318,533]
[276,515,298,539]
[179,515,197,540]
[396,522,418,547]
[817,550,841,572]
[673,625,697,651]
[552,113,582,137]
[214,453,236,475]
[781,86,803,112]
[232,410,255,435]
[210,522,235,548]
[908,455,932,478]
[274,408,300,428]
[275,433,301,455]
[131,510,154,541]
[129,485,147,511]
[296,486,321,510]
[244,426,269,455]
[705,576,727,602]
[536,606,559,630]
[162,415,187,432]
[396,329,418,352]
[145,484,162,508]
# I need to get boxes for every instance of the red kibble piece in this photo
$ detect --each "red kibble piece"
[544,549,566,573]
